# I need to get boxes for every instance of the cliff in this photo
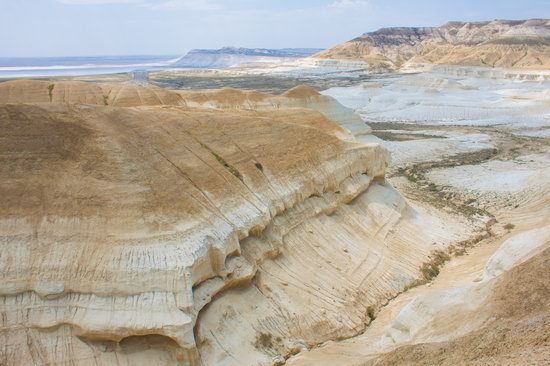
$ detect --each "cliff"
[0,80,473,365]
[314,19,550,70]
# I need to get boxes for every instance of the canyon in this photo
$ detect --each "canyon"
[1,18,549,366]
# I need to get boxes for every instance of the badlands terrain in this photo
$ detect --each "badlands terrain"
[1,18,550,366]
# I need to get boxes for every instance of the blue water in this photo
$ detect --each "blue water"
[0,55,181,78]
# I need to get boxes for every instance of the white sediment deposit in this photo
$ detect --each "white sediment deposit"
[0,80,475,365]
[322,67,550,168]
[322,69,550,128]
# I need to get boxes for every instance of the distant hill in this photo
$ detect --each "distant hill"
[175,47,324,68]
[314,19,550,70]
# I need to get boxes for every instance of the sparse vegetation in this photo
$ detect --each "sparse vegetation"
[199,141,244,182]
[404,229,494,292]
[395,148,498,219]
[151,73,376,95]
[366,305,376,322]
[253,331,286,356]
[48,84,55,102]
[504,223,515,231]
[256,332,273,349]
[211,151,243,181]
[420,250,451,281]
[372,131,442,141]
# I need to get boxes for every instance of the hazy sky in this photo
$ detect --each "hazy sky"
[0,0,548,57]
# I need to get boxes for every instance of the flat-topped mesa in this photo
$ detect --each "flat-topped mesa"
[0,80,392,365]
[314,18,550,70]
[174,47,323,68]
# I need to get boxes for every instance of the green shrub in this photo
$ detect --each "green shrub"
[48,84,55,101]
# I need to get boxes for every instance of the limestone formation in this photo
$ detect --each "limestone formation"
[0,80,479,365]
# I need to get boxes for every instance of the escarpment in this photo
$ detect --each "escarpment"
[0,81,473,366]
[314,19,550,70]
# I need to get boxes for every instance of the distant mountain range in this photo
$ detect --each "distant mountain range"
[314,19,550,70]
[175,47,323,68]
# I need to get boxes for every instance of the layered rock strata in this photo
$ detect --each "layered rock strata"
[315,19,550,70]
[0,81,472,365]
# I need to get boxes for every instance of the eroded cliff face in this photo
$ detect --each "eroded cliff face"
[314,19,550,70]
[0,81,473,366]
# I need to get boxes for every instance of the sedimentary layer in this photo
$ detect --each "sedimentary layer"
[0,81,386,365]
[315,19,550,70]
[0,81,474,365]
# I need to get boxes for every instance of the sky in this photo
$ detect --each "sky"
[0,0,548,57]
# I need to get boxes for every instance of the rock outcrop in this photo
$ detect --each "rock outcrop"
[314,19,550,70]
[0,80,473,365]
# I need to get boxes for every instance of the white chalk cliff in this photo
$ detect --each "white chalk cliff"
[0,80,472,365]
